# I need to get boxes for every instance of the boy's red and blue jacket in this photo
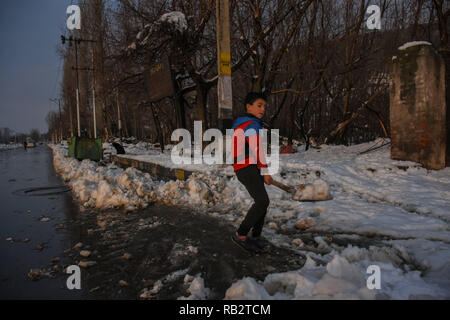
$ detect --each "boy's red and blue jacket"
[231,113,268,172]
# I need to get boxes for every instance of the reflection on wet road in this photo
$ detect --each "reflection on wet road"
[0,145,83,299]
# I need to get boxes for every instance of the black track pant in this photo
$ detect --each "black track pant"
[235,165,270,237]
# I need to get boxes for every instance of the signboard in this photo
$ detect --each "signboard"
[145,56,175,102]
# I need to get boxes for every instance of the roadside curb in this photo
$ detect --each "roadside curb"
[111,155,193,181]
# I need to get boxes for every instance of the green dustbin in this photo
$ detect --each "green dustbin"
[68,137,103,161]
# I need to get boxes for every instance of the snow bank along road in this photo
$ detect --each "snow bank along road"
[49,139,450,299]
[0,143,24,151]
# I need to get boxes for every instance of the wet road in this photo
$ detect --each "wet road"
[0,145,83,299]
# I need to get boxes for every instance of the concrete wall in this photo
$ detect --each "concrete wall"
[111,155,192,181]
[390,44,447,170]
[440,49,450,167]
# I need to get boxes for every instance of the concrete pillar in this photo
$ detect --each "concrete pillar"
[390,43,447,170]
[439,48,450,167]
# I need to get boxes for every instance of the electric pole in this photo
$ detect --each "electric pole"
[61,35,96,137]
[91,48,97,139]
[116,86,122,138]
[50,98,63,142]
[58,100,62,142]
[216,0,233,131]
[74,38,81,137]
[68,100,74,137]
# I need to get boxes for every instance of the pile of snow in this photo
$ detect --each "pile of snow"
[102,141,158,160]
[293,179,330,201]
[51,145,150,211]
[398,41,432,51]
[225,251,449,300]
[0,143,23,151]
[178,274,211,300]
[50,143,244,210]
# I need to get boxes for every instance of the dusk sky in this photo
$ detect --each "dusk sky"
[0,0,71,134]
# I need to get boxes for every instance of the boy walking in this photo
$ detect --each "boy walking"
[230,92,273,254]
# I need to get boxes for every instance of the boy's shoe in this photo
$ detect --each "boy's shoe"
[249,236,271,253]
[231,233,261,254]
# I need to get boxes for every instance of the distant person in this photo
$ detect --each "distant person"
[23,141,27,151]
[112,142,125,154]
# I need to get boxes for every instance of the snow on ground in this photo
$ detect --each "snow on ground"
[178,274,211,300]
[49,138,450,299]
[51,144,151,211]
[225,252,448,300]
[0,143,23,151]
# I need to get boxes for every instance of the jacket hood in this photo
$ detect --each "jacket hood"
[231,113,262,129]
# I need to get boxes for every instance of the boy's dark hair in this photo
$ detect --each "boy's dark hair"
[245,92,267,106]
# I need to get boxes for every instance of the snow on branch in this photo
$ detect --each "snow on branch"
[159,11,188,33]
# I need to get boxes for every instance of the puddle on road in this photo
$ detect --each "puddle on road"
[0,147,83,299]
[62,203,306,299]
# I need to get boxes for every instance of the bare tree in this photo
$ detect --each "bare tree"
[55,0,444,147]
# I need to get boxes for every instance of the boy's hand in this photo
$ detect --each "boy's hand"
[263,175,273,185]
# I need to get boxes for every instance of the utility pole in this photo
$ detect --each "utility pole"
[216,0,233,132]
[91,48,97,139]
[74,39,81,137]
[116,86,122,138]
[58,100,62,142]
[68,100,74,137]
[50,98,63,142]
[61,35,96,137]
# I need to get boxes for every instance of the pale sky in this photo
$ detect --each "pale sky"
[0,0,71,134]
